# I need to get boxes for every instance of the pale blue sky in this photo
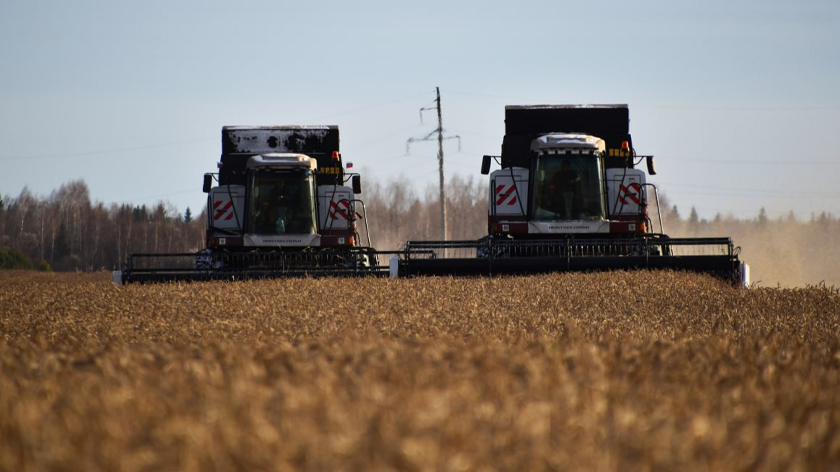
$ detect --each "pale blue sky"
[2,0,839,221]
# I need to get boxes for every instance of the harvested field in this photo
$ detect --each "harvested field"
[1,270,839,471]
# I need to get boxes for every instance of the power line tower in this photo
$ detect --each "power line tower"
[406,87,461,241]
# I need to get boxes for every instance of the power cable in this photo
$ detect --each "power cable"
[657,181,840,198]
[637,105,840,111]
[1,92,433,161]
[0,137,215,161]
[665,157,840,165]
[307,91,432,121]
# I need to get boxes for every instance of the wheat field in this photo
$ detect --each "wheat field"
[1,270,839,471]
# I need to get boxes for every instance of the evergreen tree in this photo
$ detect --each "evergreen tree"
[0,249,34,270]
[133,205,148,221]
[184,207,193,223]
[689,207,699,226]
[757,207,768,226]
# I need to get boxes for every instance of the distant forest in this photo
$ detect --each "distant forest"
[1,178,838,287]
[0,181,205,273]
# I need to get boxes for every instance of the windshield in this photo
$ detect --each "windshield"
[247,170,316,234]
[533,154,605,220]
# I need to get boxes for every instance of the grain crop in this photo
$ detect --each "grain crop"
[1,270,839,471]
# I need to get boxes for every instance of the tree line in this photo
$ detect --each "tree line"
[0,177,487,272]
[1,178,838,287]
[656,201,840,288]
[0,180,204,272]
[362,174,488,250]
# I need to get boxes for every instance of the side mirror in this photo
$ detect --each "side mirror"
[352,175,362,194]
[481,155,492,175]
[646,156,657,176]
[202,174,213,193]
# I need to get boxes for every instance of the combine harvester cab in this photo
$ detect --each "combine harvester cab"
[116,126,386,284]
[398,105,750,285]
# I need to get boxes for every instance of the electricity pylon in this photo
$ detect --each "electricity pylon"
[406,87,461,241]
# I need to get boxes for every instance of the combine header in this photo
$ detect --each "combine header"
[394,105,749,284]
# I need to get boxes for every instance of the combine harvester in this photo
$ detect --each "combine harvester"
[116,106,748,285]
[114,126,391,284]
[395,104,749,285]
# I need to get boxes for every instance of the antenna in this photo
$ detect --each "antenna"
[406,87,461,241]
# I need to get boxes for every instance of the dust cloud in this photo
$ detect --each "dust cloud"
[652,203,839,288]
[364,178,839,288]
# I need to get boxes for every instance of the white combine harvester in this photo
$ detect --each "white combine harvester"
[116,106,748,286]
